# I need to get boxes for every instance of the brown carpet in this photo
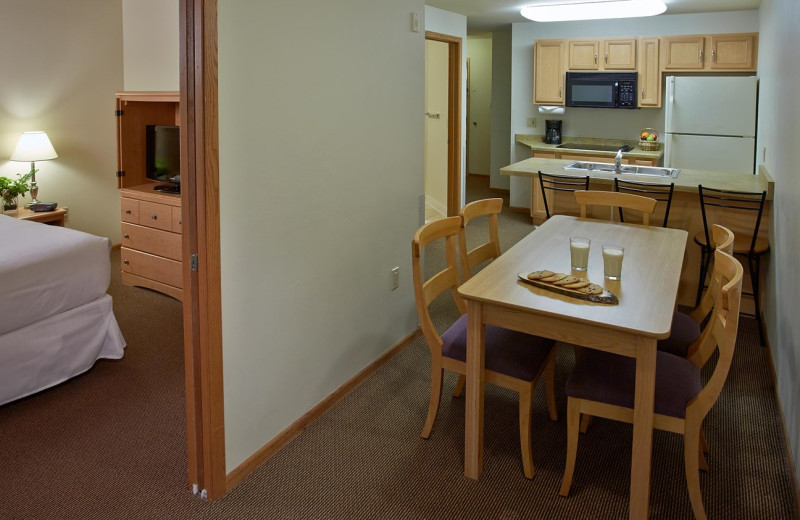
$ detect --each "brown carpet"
[1,175,797,519]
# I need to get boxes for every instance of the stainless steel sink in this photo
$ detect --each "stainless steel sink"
[564,161,680,178]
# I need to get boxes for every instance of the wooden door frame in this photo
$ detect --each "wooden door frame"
[425,31,462,216]
[180,0,226,500]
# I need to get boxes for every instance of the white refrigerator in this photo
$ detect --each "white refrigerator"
[664,76,758,174]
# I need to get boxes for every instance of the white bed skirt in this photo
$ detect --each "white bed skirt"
[0,294,126,406]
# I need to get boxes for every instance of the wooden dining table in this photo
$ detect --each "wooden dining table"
[457,215,687,519]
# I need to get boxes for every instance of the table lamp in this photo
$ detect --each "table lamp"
[10,131,58,205]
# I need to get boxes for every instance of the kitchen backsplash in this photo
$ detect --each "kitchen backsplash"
[532,105,666,142]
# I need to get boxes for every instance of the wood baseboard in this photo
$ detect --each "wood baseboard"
[224,327,422,492]
[509,205,530,214]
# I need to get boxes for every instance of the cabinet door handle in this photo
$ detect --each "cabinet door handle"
[594,53,597,64]
[604,52,608,63]
[125,210,132,214]
[123,260,130,265]
[559,86,562,97]
[641,87,645,97]
[151,215,158,220]
[711,50,716,63]
[699,50,703,63]
[123,233,129,239]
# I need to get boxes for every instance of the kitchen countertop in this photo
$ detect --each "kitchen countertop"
[516,134,665,162]
[500,157,774,199]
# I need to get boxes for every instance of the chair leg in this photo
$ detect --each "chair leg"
[452,374,465,398]
[700,428,709,454]
[545,350,558,421]
[684,422,708,520]
[579,415,593,433]
[560,397,581,497]
[421,365,444,439]
[695,247,712,307]
[750,255,766,346]
[519,386,535,479]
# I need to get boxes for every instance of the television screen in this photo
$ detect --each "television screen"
[145,125,180,192]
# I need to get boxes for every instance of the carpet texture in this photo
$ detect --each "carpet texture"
[1,175,797,519]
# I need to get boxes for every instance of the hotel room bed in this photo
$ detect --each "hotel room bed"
[0,215,126,406]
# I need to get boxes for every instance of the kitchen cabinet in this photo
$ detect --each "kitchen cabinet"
[638,37,661,108]
[661,33,757,72]
[534,40,565,105]
[568,38,636,70]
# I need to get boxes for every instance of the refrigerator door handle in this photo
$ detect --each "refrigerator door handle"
[665,77,675,132]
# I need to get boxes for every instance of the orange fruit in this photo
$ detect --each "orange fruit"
[641,131,649,139]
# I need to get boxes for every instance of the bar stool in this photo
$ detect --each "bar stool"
[614,178,675,227]
[537,171,590,220]
[695,185,768,344]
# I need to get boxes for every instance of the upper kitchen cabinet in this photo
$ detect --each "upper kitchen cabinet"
[534,40,565,105]
[568,38,637,70]
[638,38,661,108]
[661,33,758,72]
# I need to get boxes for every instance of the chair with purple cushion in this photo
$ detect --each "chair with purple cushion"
[659,224,735,360]
[560,250,743,520]
[412,216,557,479]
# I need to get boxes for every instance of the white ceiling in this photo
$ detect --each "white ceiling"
[425,0,763,32]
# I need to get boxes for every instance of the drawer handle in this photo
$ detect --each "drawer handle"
[125,210,132,214]
[151,215,158,220]
[123,233,130,239]
[123,260,130,265]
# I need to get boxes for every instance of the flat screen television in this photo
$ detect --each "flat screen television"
[145,125,181,193]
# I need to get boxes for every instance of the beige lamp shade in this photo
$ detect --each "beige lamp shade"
[11,131,58,162]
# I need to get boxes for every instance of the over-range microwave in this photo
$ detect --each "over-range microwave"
[565,72,637,109]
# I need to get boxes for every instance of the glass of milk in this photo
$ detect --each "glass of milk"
[602,244,625,280]
[569,237,591,271]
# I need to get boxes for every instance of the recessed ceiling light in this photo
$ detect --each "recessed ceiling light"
[521,0,667,22]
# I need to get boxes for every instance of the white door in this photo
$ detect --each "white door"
[666,76,758,136]
[665,134,755,174]
[425,39,449,221]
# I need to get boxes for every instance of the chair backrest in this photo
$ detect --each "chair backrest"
[614,178,675,227]
[698,185,767,255]
[690,225,735,325]
[573,190,658,226]
[686,250,743,420]
[537,171,590,219]
[412,216,466,355]
[458,198,503,282]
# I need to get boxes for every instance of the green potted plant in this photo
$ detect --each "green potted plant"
[0,171,34,211]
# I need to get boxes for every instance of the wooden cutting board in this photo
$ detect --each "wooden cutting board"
[517,272,619,305]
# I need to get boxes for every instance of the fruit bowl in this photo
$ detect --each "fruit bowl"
[639,128,660,150]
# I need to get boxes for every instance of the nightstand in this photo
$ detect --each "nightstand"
[9,207,67,226]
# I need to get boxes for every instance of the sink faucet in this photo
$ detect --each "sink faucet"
[614,149,624,174]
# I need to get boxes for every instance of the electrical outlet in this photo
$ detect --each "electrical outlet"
[62,206,69,222]
[391,267,400,290]
[526,118,537,128]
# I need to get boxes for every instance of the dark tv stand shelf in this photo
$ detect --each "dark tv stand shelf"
[153,184,180,194]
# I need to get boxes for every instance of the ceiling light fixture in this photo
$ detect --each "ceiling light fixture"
[521,0,667,22]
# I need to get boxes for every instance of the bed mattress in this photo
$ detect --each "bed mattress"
[0,215,111,335]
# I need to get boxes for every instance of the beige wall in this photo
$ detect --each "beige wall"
[757,0,800,484]
[0,0,123,240]
[467,35,492,176]
[122,0,179,91]
[218,0,425,472]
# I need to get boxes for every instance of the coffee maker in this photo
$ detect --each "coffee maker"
[544,120,562,145]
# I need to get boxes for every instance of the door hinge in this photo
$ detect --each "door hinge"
[190,253,199,271]
[116,170,125,177]
[115,109,124,116]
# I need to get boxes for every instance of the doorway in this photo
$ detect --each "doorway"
[424,31,462,218]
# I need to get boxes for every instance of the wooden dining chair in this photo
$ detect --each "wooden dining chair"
[412,216,557,479]
[695,185,768,345]
[560,250,743,520]
[537,171,590,220]
[458,198,503,282]
[574,190,658,225]
[659,224,735,359]
[614,178,675,227]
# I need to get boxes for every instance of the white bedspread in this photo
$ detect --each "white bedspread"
[0,215,111,335]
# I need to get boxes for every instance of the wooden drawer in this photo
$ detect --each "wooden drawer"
[121,198,139,224]
[121,223,182,261]
[138,200,174,232]
[172,206,182,232]
[121,247,183,288]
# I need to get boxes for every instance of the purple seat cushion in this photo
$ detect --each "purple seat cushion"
[441,314,555,382]
[565,348,702,419]
[658,310,702,358]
